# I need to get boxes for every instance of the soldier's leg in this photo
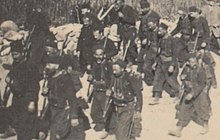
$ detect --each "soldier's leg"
[115,105,135,140]
[66,120,85,140]
[142,58,155,86]
[90,91,106,131]
[149,65,165,105]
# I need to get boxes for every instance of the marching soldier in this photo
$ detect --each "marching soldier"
[169,54,212,137]
[189,6,210,51]
[42,55,86,140]
[88,48,112,139]
[4,37,41,140]
[141,17,159,86]
[149,23,180,105]
[138,0,161,41]
[202,0,220,55]
[107,59,143,140]
[171,7,192,37]
[77,14,96,74]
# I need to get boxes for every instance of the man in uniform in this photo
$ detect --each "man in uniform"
[149,23,180,105]
[42,55,86,140]
[168,55,212,137]
[88,48,112,139]
[171,7,192,37]
[5,37,41,140]
[107,59,143,140]
[189,6,210,51]
[138,0,160,41]
[202,0,220,55]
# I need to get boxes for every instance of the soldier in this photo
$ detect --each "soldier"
[168,54,212,137]
[149,23,180,105]
[77,14,96,74]
[171,7,192,37]
[189,6,210,51]
[138,0,160,41]
[107,59,143,140]
[141,17,159,86]
[42,55,86,140]
[113,0,137,47]
[88,48,113,139]
[4,38,41,140]
[202,0,220,55]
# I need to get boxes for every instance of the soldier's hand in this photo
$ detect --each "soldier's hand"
[28,101,35,112]
[201,42,207,48]
[87,74,93,82]
[118,12,124,18]
[152,63,157,70]
[71,119,79,127]
[106,89,112,97]
[185,94,193,101]
[42,87,49,96]
[134,111,142,120]
[87,65,91,71]
[39,131,46,140]
[168,66,174,73]
[142,39,147,45]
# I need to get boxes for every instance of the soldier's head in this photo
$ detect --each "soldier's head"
[138,0,150,15]
[82,14,92,27]
[188,56,198,69]
[114,0,125,11]
[189,6,201,19]
[10,44,24,63]
[44,33,58,56]
[177,7,188,18]
[147,18,158,31]
[93,25,104,40]
[94,48,105,64]
[157,23,168,38]
[44,56,62,75]
[81,2,91,15]
[112,59,126,77]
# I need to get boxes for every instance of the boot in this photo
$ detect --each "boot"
[200,121,209,135]
[168,126,183,137]
[149,97,160,105]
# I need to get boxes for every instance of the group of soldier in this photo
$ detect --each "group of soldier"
[0,0,220,140]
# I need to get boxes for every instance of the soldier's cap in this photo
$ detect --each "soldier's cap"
[140,0,150,8]
[113,59,127,69]
[3,30,22,41]
[158,23,168,30]
[10,43,24,53]
[92,24,104,32]
[81,2,91,9]
[189,6,200,13]
[43,55,63,65]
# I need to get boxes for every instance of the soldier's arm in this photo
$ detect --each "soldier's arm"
[130,76,143,112]
[202,17,210,43]
[171,37,178,66]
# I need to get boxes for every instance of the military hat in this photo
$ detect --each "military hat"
[81,2,91,9]
[113,59,127,69]
[140,0,150,8]
[3,30,23,41]
[158,23,168,30]
[189,6,200,12]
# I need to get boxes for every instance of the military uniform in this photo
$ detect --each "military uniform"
[48,72,85,140]
[152,35,180,98]
[175,62,211,129]
[89,59,112,132]
[109,68,143,140]
[8,59,40,140]
[171,15,192,36]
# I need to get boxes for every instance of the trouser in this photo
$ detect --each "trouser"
[142,56,156,86]
[115,103,135,140]
[152,62,180,98]
[10,97,38,140]
[91,91,107,131]
[50,107,85,140]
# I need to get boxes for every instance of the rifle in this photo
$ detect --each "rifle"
[40,71,49,114]
[87,83,94,103]
[103,94,113,122]
[97,1,116,21]
[24,25,36,58]
[192,32,200,53]
[128,113,135,139]
[122,40,131,61]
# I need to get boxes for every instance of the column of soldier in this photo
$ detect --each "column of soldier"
[0,0,219,140]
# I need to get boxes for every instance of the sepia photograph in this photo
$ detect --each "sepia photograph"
[0,0,220,140]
